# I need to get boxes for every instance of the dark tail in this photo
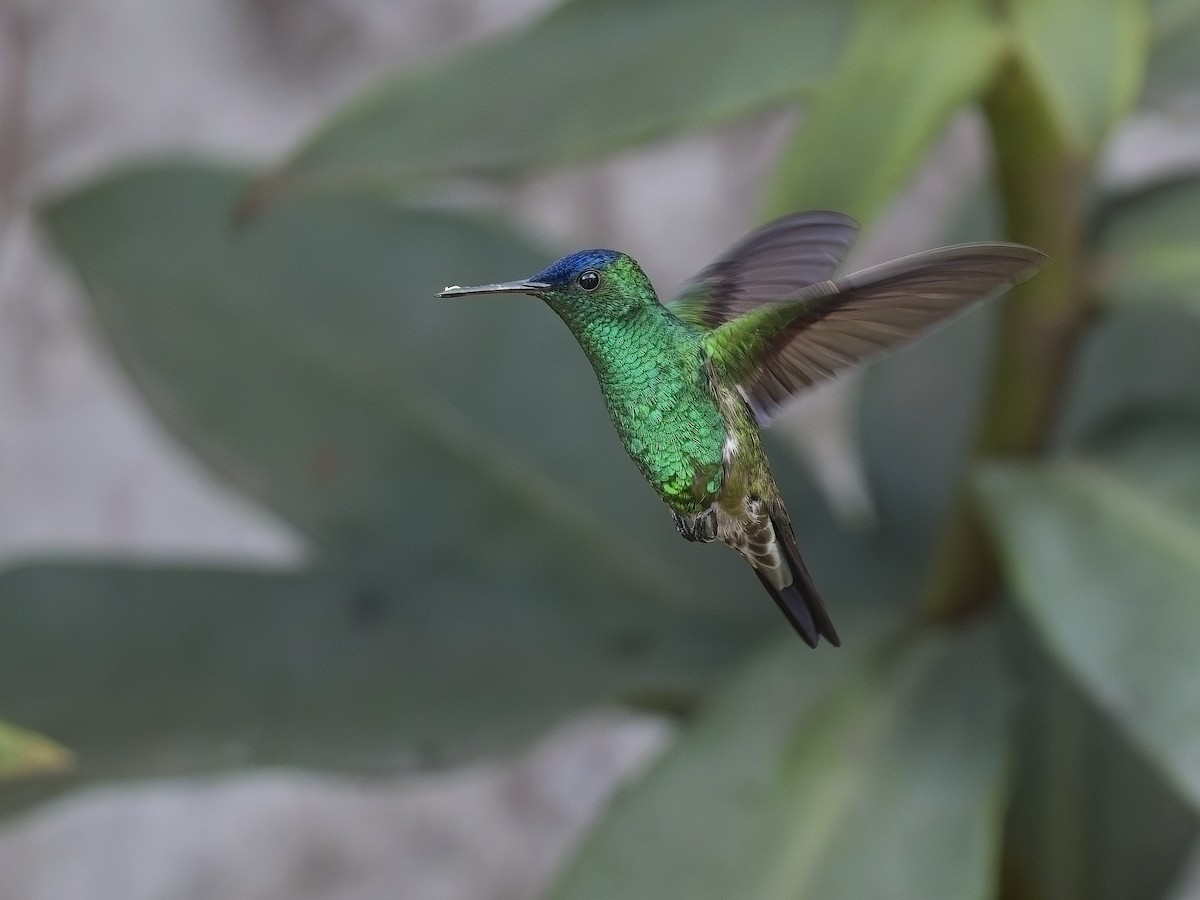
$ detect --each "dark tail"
[753,504,840,648]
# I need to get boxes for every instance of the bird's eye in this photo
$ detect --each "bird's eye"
[577,269,601,292]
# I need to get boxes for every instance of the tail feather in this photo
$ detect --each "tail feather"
[758,505,840,648]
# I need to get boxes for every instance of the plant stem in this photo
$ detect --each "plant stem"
[997,668,1093,900]
[922,55,1093,621]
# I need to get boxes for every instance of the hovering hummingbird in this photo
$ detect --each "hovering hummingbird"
[439,212,1044,647]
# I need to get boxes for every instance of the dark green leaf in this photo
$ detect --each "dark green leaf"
[1088,665,1199,900]
[1002,621,1198,900]
[549,612,1014,900]
[0,559,761,812]
[764,0,1003,223]
[252,0,850,207]
[1010,0,1148,151]
[978,456,1200,808]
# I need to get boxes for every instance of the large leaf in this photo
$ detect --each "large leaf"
[978,447,1200,808]
[1088,666,1200,900]
[548,612,1014,900]
[1010,0,1148,152]
[764,0,1003,223]
[1094,173,1200,320]
[0,721,71,782]
[250,0,850,208]
[1002,618,1198,900]
[0,559,766,815]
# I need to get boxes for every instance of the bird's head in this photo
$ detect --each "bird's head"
[437,249,658,325]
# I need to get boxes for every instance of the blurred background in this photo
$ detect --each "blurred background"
[2,0,1200,898]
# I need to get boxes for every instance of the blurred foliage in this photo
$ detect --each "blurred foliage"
[1008,0,1147,150]
[548,613,1014,900]
[1097,174,1200,316]
[0,721,71,782]
[980,422,1200,807]
[0,560,763,785]
[242,0,850,211]
[764,0,1004,221]
[8,0,1200,897]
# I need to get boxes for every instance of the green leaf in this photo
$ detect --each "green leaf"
[0,721,72,782]
[1086,670,1199,900]
[0,559,760,807]
[1003,628,1199,900]
[1095,173,1200,319]
[1009,0,1149,151]
[978,455,1200,808]
[549,612,1014,900]
[251,0,851,207]
[764,0,1003,223]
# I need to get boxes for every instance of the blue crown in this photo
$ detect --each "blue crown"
[532,249,622,286]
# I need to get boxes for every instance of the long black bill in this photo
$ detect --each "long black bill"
[436,279,550,299]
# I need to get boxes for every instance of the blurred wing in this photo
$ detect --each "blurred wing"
[705,243,1047,424]
[666,211,859,329]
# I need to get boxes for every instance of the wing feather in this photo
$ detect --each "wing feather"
[666,211,859,329]
[704,243,1047,423]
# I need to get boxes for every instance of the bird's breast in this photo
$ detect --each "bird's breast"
[597,361,727,514]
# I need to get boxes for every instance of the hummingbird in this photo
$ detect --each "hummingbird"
[439,212,1044,647]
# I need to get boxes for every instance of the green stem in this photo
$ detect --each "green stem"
[1036,676,1092,900]
[998,666,1093,900]
[923,55,1094,620]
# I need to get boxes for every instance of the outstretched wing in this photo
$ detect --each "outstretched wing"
[704,243,1047,424]
[666,211,859,330]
